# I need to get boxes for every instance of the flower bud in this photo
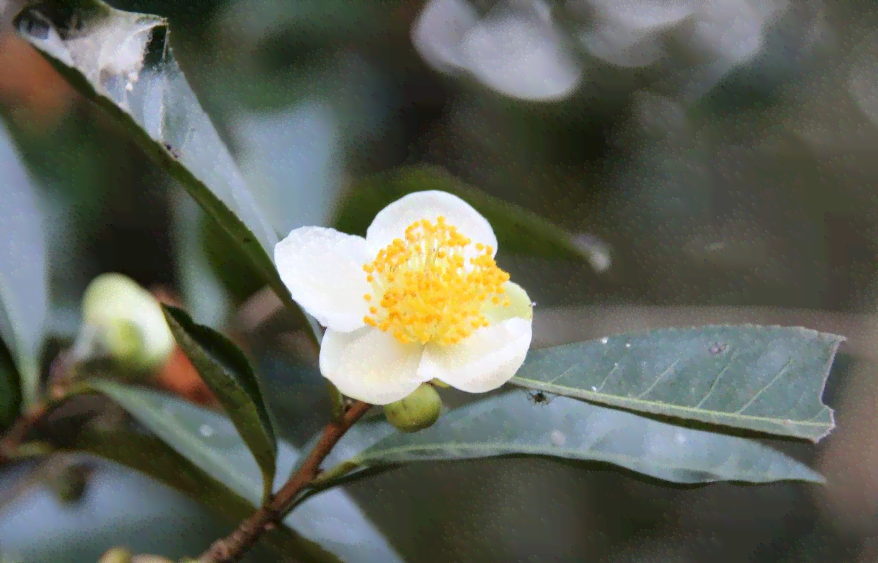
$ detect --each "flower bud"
[78,273,174,372]
[130,556,174,563]
[47,461,89,504]
[383,383,442,433]
[97,548,131,563]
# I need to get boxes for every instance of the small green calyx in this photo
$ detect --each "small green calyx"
[100,319,143,365]
[383,383,443,433]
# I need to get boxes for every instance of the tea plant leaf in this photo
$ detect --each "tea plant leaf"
[0,120,48,408]
[319,392,825,487]
[83,381,406,563]
[512,325,842,442]
[14,0,322,341]
[162,305,276,503]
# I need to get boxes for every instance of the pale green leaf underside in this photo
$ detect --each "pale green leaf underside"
[68,428,340,563]
[85,382,406,563]
[0,120,48,409]
[512,325,841,442]
[14,0,322,342]
[163,305,277,504]
[330,392,824,485]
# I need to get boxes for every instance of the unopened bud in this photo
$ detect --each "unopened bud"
[383,383,442,433]
[78,273,174,372]
[97,547,131,563]
[130,556,174,563]
[47,461,89,504]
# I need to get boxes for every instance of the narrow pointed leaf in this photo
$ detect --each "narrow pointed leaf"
[512,325,842,442]
[13,0,322,342]
[67,428,343,563]
[335,164,610,270]
[0,119,48,409]
[162,304,276,503]
[322,393,824,487]
[0,345,20,429]
[83,381,406,563]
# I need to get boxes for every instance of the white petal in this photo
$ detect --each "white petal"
[459,4,582,101]
[365,190,498,259]
[320,327,428,405]
[482,281,533,325]
[274,227,371,332]
[419,317,532,393]
[411,0,479,74]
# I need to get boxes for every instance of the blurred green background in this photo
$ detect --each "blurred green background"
[1,0,877,561]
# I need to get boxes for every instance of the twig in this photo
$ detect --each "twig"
[0,403,49,464]
[0,452,74,513]
[197,400,372,563]
[0,348,80,464]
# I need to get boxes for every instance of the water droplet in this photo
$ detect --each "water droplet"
[601,337,609,344]
[591,386,597,391]
[551,429,566,446]
[625,343,631,348]
[199,424,214,437]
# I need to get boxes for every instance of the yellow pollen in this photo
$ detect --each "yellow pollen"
[361,218,510,345]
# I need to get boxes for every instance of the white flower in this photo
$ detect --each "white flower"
[274,190,533,405]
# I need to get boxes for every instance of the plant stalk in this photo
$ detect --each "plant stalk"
[198,400,371,563]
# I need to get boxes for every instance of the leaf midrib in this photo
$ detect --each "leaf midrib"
[511,377,832,428]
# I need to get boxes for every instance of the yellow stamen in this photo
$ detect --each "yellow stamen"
[362,218,510,345]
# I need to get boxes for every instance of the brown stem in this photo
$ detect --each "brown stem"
[198,400,372,563]
[0,403,49,464]
[0,348,79,464]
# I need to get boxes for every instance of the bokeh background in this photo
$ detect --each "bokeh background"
[1,0,878,561]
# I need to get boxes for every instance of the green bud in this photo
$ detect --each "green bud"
[130,556,174,563]
[383,383,442,433]
[97,548,132,563]
[47,461,89,504]
[78,273,174,372]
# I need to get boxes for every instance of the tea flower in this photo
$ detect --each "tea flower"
[274,190,533,404]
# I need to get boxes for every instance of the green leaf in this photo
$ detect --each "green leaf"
[82,381,405,563]
[13,0,322,342]
[67,428,342,563]
[0,119,48,408]
[321,392,825,487]
[0,448,238,563]
[334,164,609,269]
[170,193,234,329]
[512,325,842,442]
[0,339,21,429]
[162,305,276,503]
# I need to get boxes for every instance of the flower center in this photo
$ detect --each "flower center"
[362,216,510,345]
